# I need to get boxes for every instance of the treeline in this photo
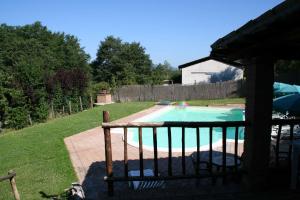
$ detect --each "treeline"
[0,22,90,129]
[0,22,181,130]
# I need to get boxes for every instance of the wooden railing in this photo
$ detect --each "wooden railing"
[102,111,248,196]
[271,118,300,168]
[0,170,20,200]
[101,111,300,196]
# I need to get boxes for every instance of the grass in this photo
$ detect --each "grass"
[0,102,154,200]
[185,98,245,106]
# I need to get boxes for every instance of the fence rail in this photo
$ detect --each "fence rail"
[102,121,247,128]
[112,80,245,102]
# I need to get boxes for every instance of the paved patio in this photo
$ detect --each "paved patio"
[63,104,300,199]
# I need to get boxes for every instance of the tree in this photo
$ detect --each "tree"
[170,70,181,84]
[151,61,181,85]
[92,36,124,83]
[92,36,153,85]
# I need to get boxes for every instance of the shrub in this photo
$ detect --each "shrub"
[6,107,29,129]
[31,101,49,122]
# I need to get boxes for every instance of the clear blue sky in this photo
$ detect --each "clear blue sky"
[0,0,282,67]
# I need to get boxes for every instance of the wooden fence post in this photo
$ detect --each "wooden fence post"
[138,85,141,101]
[172,84,175,101]
[68,101,72,114]
[90,95,93,108]
[28,114,32,126]
[8,170,20,200]
[103,111,114,196]
[51,101,55,118]
[117,88,120,102]
[79,96,83,111]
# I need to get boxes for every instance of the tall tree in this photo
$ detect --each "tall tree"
[151,61,181,84]
[92,36,153,85]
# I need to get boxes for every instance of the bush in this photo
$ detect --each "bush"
[6,107,29,129]
[31,101,49,122]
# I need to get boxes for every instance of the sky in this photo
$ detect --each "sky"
[0,0,283,67]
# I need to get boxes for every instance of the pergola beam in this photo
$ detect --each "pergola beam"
[243,58,274,190]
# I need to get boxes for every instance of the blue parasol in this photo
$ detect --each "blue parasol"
[273,94,300,116]
[273,82,298,95]
[293,84,300,93]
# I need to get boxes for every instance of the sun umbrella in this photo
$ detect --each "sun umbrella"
[273,94,300,116]
[293,84,300,93]
[273,82,298,95]
[273,82,281,91]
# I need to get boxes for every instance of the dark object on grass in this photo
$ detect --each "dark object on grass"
[66,182,85,200]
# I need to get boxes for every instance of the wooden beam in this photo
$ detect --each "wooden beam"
[103,111,114,196]
[138,127,144,177]
[123,128,128,178]
[102,121,247,128]
[243,58,274,190]
[153,127,158,177]
[168,127,172,176]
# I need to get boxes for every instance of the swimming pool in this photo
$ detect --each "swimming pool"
[128,106,244,152]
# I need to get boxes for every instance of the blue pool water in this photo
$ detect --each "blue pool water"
[129,106,244,150]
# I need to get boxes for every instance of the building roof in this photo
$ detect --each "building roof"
[210,0,300,63]
[178,56,243,69]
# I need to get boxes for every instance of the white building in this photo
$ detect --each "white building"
[178,57,243,85]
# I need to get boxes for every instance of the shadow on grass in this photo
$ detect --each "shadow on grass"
[39,191,68,199]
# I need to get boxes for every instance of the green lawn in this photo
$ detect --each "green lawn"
[185,98,245,106]
[0,102,154,200]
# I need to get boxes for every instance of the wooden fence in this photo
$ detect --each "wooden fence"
[112,80,245,102]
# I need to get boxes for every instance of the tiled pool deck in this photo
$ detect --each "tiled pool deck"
[64,104,300,199]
